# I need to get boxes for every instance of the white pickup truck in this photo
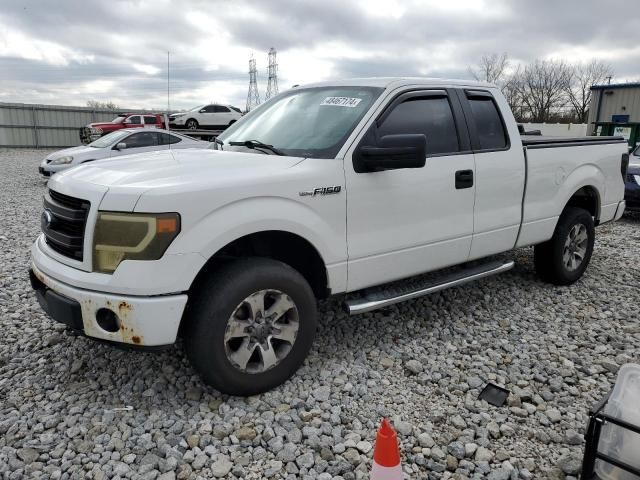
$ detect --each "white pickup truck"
[30,78,629,395]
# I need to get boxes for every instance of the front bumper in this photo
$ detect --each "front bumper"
[30,262,188,347]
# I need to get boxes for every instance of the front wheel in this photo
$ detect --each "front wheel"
[185,119,199,130]
[184,258,317,396]
[534,207,595,285]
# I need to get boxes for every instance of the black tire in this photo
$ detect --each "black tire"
[186,119,199,130]
[534,207,595,285]
[184,257,317,396]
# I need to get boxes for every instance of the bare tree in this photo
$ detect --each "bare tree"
[468,53,510,84]
[516,59,572,123]
[86,100,119,110]
[501,65,526,121]
[565,60,613,122]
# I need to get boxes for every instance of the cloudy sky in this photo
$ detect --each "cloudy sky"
[0,0,637,110]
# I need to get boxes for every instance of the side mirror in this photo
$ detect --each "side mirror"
[199,109,207,113]
[355,134,427,172]
[115,142,127,150]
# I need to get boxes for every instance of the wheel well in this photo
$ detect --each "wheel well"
[190,231,329,299]
[566,186,599,221]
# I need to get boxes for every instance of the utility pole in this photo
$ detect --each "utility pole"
[266,48,279,100]
[246,54,261,112]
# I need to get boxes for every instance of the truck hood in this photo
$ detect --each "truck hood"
[49,149,304,210]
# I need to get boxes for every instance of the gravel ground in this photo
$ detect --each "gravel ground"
[1,148,639,480]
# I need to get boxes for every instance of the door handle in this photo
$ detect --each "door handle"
[455,170,474,189]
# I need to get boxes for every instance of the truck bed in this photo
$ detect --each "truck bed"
[522,135,625,148]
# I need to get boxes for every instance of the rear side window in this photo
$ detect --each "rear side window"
[377,97,459,155]
[144,116,157,125]
[158,133,182,145]
[467,97,508,150]
[213,105,230,113]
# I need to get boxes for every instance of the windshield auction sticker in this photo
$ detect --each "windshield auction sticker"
[320,97,363,108]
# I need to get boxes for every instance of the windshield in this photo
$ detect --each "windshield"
[111,116,125,124]
[633,144,640,156]
[89,129,131,148]
[189,105,205,112]
[217,86,383,158]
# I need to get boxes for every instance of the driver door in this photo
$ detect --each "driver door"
[111,131,159,157]
[125,115,143,129]
[344,89,476,291]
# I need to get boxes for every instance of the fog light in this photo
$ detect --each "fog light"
[96,308,119,332]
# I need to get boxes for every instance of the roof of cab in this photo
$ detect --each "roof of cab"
[297,77,496,90]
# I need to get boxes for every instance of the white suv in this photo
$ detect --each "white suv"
[169,104,242,130]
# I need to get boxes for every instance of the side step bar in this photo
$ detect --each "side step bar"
[344,260,515,315]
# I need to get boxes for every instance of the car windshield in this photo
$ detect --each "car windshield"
[189,105,205,112]
[111,117,126,124]
[88,130,131,148]
[217,86,383,158]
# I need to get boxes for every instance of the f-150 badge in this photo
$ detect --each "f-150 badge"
[299,186,342,197]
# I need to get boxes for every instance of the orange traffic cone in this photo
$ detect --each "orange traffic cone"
[371,418,403,479]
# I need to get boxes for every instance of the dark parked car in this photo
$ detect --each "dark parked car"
[626,145,640,211]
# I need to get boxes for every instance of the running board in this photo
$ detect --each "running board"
[344,260,515,315]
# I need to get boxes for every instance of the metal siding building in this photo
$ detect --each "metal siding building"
[0,102,159,148]
[588,83,640,148]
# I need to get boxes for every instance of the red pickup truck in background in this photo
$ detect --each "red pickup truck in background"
[79,113,166,144]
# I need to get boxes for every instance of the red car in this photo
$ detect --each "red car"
[80,113,166,144]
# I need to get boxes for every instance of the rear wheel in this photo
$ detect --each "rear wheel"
[184,258,317,395]
[534,207,595,285]
[186,119,199,130]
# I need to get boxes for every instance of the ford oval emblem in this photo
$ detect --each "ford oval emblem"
[41,209,53,230]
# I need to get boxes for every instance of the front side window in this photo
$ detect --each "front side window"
[127,115,142,124]
[377,96,459,155]
[214,105,230,113]
[201,105,216,113]
[467,96,508,150]
[125,132,158,148]
[158,133,182,145]
[218,86,383,158]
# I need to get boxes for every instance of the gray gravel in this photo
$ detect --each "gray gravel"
[1,148,639,479]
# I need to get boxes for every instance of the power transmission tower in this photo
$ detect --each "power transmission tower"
[246,55,261,112]
[266,48,279,100]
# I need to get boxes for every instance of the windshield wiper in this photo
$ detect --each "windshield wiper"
[228,139,284,156]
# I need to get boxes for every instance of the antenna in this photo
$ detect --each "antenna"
[166,51,171,131]
[266,47,279,100]
[246,54,261,112]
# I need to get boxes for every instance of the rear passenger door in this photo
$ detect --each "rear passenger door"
[143,116,159,128]
[213,105,233,127]
[456,90,525,260]
[345,89,476,291]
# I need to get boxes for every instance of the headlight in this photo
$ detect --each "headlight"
[49,156,74,165]
[93,212,181,273]
[634,175,640,185]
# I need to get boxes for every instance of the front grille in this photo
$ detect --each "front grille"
[42,190,90,261]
